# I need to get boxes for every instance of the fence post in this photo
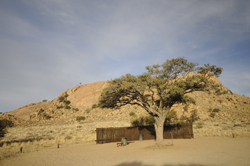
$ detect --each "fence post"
[102,128,103,144]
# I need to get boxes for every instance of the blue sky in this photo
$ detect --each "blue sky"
[0,0,250,113]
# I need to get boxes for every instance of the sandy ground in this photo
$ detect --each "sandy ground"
[0,137,250,166]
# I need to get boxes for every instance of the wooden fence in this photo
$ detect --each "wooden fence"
[96,122,193,144]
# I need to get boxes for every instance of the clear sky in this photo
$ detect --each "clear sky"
[1,0,250,113]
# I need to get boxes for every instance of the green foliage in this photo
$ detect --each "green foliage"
[65,135,72,140]
[76,116,86,122]
[56,105,63,109]
[92,104,98,109]
[38,108,44,114]
[58,96,65,103]
[129,111,136,116]
[209,112,216,118]
[64,105,71,109]
[212,108,220,112]
[99,57,203,111]
[64,92,69,98]
[0,119,13,129]
[42,100,47,102]
[180,115,189,121]
[0,119,13,137]
[198,63,223,78]
[72,107,79,111]
[42,113,51,119]
[165,110,178,123]
[189,109,200,122]
[63,100,71,105]
[183,104,189,112]
[85,108,92,113]
[131,115,155,127]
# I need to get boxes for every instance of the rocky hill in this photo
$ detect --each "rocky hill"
[1,74,250,126]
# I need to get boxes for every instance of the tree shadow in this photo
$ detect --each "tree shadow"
[115,162,205,166]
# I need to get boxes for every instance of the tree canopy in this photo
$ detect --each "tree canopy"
[198,63,223,78]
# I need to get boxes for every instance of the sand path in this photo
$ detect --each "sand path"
[1,137,250,166]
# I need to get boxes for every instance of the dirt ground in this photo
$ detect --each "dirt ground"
[0,137,250,166]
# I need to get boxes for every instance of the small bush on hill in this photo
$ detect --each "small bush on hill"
[76,116,86,122]
[213,108,220,112]
[56,105,63,109]
[196,122,204,128]
[209,112,216,118]
[72,108,79,111]
[64,105,71,109]
[64,92,69,98]
[63,100,71,105]
[0,119,13,137]
[0,119,13,129]
[85,108,92,113]
[183,104,189,112]
[42,113,51,120]
[92,104,98,109]
[58,96,65,102]
[65,135,72,140]
[129,112,136,116]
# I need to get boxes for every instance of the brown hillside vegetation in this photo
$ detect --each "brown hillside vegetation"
[0,73,250,159]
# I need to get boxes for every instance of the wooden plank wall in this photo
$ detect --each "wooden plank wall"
[96,123,193,144]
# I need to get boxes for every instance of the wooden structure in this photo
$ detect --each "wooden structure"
[96,122,193,144]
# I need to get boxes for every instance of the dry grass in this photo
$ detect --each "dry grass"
[0,121,130,160]
[1,120,250,160]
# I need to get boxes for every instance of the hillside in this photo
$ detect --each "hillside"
[1,74,250,126]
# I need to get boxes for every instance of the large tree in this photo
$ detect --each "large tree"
[98,57,216,146]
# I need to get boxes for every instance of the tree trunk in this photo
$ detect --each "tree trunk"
[154,116,165,146]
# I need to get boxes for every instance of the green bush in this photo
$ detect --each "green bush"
[85,108,92,113]
[64,92,69,98]
[180,115,188,121]
[58,96,65,102]
[189,109,200,122]
[73,108,79,111]
[43,100,47,102]
[209,112,216,118]
[56,105,63,109]
[183,104,189,112]
[65,135,72,140]
[63,100,71,105]
[0,119,13,137]
[92,104,98,109]
[196,122,204,128]
[76,116,86,122]
[64,105,71,109]
[129,112,136,116]
[0,119,13,129]
[212,108,220,112]
[42,113,51,120]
